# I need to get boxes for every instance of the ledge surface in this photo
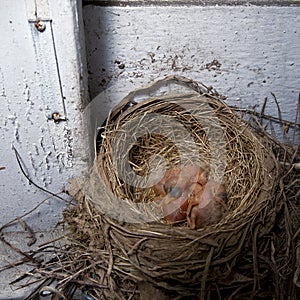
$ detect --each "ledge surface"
[83,0,300,6]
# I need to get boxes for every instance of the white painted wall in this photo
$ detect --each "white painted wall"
[0,0,89,230]
[0,1,299,298]
[83,4,300,143]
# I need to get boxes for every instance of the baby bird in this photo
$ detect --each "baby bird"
[187,180,227,229]
[153,165,209,224]
[153,164,227,228]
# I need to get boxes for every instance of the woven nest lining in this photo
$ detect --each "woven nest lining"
[73,76,282,297]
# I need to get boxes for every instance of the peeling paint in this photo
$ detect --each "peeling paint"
[0,67,6,97]
[28,151,38,177]
[26,113,34,125]
[14,120,20,143]
[39,135,46,152]
[33,143,40,156]
[44,150,52,171]
[63,125,74,168]
[22,71,31,103]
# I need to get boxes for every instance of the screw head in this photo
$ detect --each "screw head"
[52,112,61,122]
[34,20,46,32]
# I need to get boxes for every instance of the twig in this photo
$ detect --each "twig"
[37,235,68,249]
[229,106,300,128]
[252,224,260,293]
[0,235,39,264]
[271,92,283,126]
[200,247,214,300]
[17,218,37,246]
[12,145,70,203]
[260,97,268,125]
[293,93,300,145]
[0,193,64,232]
[0,258,33,272]
[279,161,300,170]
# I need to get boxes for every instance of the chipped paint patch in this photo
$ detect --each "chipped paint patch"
[0,67,6,97]
[63,126,74,168]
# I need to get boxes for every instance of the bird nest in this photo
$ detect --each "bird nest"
[65,76,285,299]
[18,76,299,300]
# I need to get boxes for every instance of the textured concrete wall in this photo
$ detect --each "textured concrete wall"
[83,4,300,144]
[0,0,89,230]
